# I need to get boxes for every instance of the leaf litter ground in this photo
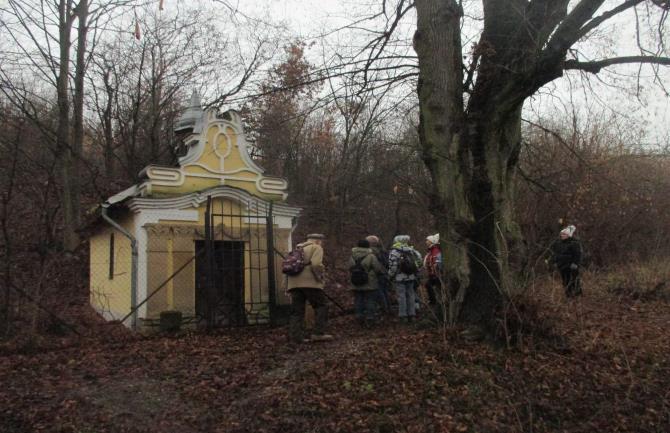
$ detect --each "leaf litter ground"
[1,280,669,433]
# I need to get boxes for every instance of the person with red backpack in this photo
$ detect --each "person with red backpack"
[285,233,333,343]
[388,235,423,323]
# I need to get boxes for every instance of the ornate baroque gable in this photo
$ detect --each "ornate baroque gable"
[138,101,288,201]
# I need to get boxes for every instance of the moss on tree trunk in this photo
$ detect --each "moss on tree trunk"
[415,0,526,335]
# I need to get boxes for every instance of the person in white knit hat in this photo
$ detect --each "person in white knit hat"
[550,225,583,297]
[423,234,442,306]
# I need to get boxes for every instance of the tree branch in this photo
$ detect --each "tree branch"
[544,0,605,56]
[575,0,643,42]
[564,55,670,73]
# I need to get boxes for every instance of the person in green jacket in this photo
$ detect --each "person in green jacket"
[348,239,386,327]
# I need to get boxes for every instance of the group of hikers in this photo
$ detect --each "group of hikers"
[284,225,583,344]
[348,234,439,327]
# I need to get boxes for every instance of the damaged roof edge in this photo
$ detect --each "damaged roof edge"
[106,184,142,206]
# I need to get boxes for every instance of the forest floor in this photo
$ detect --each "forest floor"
[1,275,669,433]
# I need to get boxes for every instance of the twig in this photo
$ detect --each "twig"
[7,282,81,336]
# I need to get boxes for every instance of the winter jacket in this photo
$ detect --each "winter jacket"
[388,243,422,282]
[287,240,325,291]
[550,237,582,271]
[370,245,389,271]
[348,247,386,291]
[423,245,443,278]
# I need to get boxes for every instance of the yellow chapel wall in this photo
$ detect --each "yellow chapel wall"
[89,214,135,322]
[141,196,290,323]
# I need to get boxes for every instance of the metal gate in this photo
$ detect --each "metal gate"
[196,196,278,328]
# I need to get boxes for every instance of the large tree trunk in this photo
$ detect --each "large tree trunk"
[456,110,523,329]
[414,0,526,335]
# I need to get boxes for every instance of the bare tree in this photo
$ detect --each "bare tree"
[313,0,670,335]
[0,108,23,335]
[0,100,62,336]
[518,110,670,266]
[408,0,670,335]
[86,3,275,184]
[0,0,136,250]
[242,41,430,246]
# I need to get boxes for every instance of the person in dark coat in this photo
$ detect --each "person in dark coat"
[550,225,583,298]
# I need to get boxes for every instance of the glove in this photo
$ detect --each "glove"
[569,263,578,270]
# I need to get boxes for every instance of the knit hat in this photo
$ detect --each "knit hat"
[560,225,576,237]
[393,235,410,245]
[426,234,439,246]
[365,235,380,246]
[306,233,326,240]
[357,239,370,248]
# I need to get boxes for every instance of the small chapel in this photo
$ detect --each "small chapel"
[88,93,301,330]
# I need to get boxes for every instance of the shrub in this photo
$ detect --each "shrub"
[598,259,670,301]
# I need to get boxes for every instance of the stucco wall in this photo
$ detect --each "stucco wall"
[145,225,198,319]
[89,214,135,323]
[140,197,291,323]
[92,190,296,329]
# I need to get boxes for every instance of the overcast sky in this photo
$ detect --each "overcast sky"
[5,0,664,144]
[246,0,669,145]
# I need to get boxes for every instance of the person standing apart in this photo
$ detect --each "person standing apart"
[550,225,583,298]
[388,235,422,323]
[286,233,333,343]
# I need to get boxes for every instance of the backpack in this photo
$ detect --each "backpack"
[398,249,419,275]
[281,246,306,276]
[350,256,369,286]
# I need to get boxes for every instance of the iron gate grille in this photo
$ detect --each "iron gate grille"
[197,196,278,328]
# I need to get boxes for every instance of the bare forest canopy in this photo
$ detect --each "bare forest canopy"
[1,0,669,335]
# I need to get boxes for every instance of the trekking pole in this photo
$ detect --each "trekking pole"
[322,285,347,313]
[274,248,348,313]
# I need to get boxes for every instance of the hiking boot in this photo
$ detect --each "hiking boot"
[310,334,334,342]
